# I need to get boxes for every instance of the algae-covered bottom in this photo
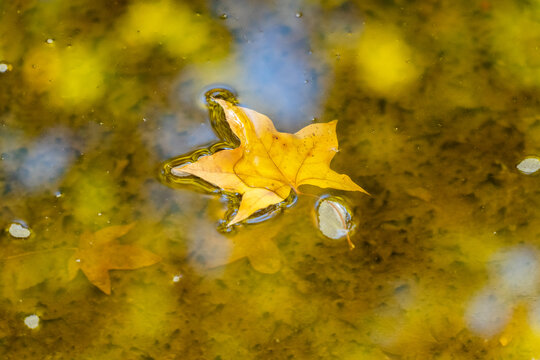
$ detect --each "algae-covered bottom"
[1,0,540,359]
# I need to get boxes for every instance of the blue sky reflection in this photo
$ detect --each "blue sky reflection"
[173,0,325,132]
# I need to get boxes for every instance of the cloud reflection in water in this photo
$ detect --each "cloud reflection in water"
[173,0,324,132]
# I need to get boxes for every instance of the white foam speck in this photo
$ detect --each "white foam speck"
[8,223,31,238]
[24,314,40,329]
[517,157,540,175]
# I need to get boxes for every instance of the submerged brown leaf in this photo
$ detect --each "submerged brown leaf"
[68,223,161,294]
[1,248,73,295]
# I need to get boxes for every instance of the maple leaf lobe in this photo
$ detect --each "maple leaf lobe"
[173,100,367,224]
[69,224,161,294]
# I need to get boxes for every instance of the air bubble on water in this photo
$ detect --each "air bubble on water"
[220,13,228,19]
[46,38,54,44]
[172,274,183,282]
[295,12,303,18]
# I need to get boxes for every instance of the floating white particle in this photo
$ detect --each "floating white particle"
[24,314,40,329]
[8,223,31,239]
[517,157,540,175]
[172,274,183,282]
[46,38,54,44]
[0,63,9,73]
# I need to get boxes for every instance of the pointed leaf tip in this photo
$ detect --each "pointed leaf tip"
[166,100,367,225]
[73,225,161,295]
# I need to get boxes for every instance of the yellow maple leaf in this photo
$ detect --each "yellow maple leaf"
[68,223,161,294]
[173,99,368,225]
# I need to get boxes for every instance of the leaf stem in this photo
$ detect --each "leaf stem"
[295,189,318,199]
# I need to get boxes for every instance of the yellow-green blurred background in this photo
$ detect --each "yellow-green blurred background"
[1,0,540,358]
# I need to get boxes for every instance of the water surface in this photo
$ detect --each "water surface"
[1,0,540,358]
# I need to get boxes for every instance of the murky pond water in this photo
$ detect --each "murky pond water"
[1,0,540,358]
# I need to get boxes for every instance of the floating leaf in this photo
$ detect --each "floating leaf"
[316,198,354,248]
[68,223,161,294]
[172,99,368,224]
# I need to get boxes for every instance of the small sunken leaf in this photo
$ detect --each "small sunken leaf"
[1,249,73,293]
[69,223,161,294]
[517,156,540,175]
[317,198,351,240]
